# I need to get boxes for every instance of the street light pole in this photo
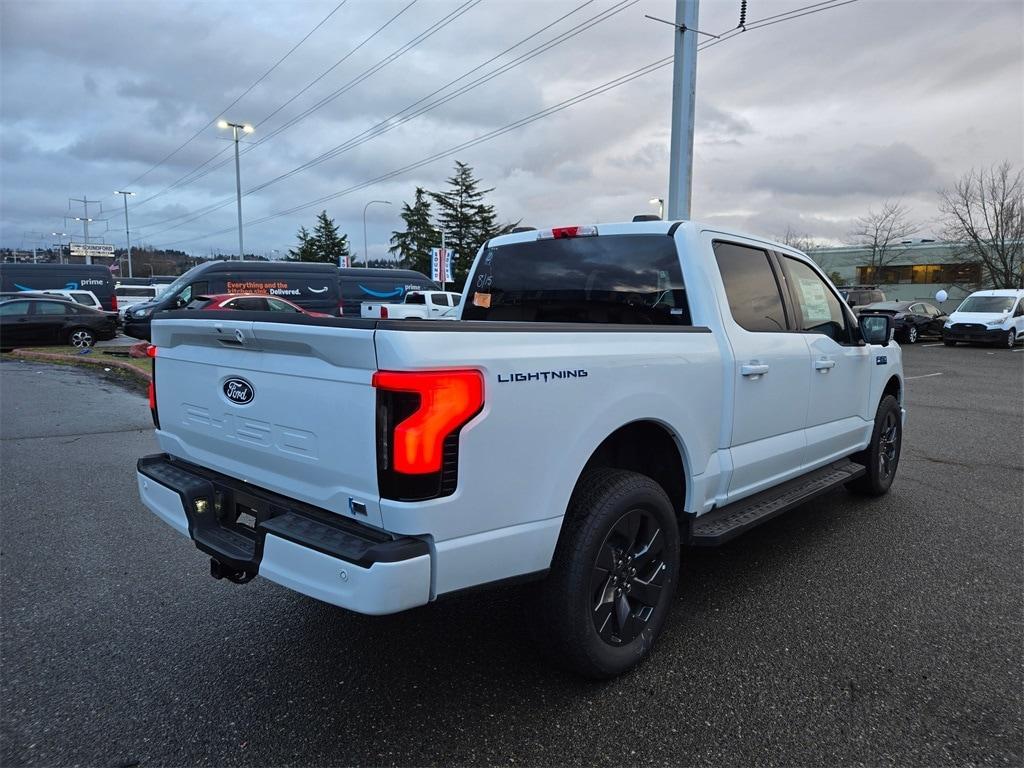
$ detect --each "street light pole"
[218,119,253,260]
[51,232,68,263]
[114,191,135,277]
[362,200,391,267]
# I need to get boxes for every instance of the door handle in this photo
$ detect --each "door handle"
[741,363,770,377]
[814,359,836,371]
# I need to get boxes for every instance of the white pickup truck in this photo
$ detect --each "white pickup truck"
[137,220,904,677]
[360,290,461,320]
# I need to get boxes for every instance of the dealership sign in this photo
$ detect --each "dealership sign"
[69,243,115,257]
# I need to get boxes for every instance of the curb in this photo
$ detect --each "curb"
[11,349,152,383]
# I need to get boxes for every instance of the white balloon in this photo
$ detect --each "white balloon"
[935,289,948,303]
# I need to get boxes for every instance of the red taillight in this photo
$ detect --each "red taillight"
[380,306,389,319]
[111,294,118,312]
[373,370,483,475]
[147,346,159,428]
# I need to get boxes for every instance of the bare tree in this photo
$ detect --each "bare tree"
[778,225,817,254]
[849,200,919,283]
[937,161,1024,289]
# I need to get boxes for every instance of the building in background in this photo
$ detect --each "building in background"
[808,240,983,305]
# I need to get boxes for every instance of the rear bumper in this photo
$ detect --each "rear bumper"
[136,454,431,615]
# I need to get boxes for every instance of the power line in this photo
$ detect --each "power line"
[151,0,861,249]
[120,1,349,192]
[131,0,478,229]
[136,0,634,240]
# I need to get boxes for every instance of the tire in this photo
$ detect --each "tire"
[849,395,902,496]
[67,327,96,348]
[537,468,680,679]
[943,339,956,347]
[904,325,918,344]
[1005,330,1017,349]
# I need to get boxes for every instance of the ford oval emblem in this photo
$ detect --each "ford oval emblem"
[223,377,255,405]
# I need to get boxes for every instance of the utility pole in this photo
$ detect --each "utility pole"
[68,195,105,264]
[218,119,253,260]
[667,0,699,221]
[114,191,135,277]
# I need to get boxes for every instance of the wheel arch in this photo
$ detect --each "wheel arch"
[570,419,691,534]
[883,374,902,405]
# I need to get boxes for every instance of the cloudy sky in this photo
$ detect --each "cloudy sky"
[2,0,1021,259]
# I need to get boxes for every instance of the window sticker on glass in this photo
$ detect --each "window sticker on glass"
[798,277,831,325]
[473,292,492,308]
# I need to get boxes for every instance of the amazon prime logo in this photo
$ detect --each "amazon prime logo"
[223,377,255,405]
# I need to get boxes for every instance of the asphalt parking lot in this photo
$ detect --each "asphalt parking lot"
[1,342,1021,767]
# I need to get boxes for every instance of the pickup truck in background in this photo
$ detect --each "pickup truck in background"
[360,290,462,320]
[137,220,904,678]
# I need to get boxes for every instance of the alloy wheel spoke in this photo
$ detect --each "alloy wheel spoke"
[593,601,615,642]
[629,571,664,607]
[632,527,663,570]
[612,510,643,551]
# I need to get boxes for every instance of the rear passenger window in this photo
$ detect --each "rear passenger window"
[406,293,426,305]
[36,301,69,315]
[781,256,853,343]
[713,242,788,332]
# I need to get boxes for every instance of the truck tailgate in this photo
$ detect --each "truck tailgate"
[151,317,383,528]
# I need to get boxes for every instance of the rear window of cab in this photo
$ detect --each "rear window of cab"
[462,234,691,325]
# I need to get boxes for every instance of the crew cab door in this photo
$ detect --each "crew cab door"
[711,238,811,500]
[777,254,872,464]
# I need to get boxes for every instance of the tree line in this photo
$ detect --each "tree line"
[287,161,515,285]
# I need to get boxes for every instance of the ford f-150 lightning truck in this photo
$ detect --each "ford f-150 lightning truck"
[137,219,905,677]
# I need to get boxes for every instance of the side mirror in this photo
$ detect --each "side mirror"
[860,314,893,346]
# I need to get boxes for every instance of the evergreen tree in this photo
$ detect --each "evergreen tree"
[312,210,351,265]
[288,225,318,262]
[388,187,438,275]
[430,162,506,284]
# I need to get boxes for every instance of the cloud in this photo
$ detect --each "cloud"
[1,0,1021,252]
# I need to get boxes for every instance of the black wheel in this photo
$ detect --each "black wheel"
[849,395,902,496]
[537,468,679,678]
[904,325,918,344]
[943,339,956,347]
[67,327,96,348]
[1005,330,1016,349]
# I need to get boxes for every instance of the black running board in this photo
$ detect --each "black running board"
[689,460,866,546]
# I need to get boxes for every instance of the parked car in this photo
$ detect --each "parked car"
[942,289,1024,348]
[338,268,439,317]
[115,285,161,319]
[839,285,886,310]
[39,288,105,311]
[0,263,117,312]
[186,293,332,317]
[857,300,947,344]
[137,219,904,678]
[123,260,342,340]
[360,290,462,319]
[0,296,117,349]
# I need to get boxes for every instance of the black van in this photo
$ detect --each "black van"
[337,268,439,316]
[123,260,342,340]
[0,263,117,312]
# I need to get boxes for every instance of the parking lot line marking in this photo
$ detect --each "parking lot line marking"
[921,343,944,347]
[906,372,944,380]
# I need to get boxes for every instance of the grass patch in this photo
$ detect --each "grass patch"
[18,346,153,376]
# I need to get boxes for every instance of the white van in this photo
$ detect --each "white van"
[115,285,160,319]
[943,289,1024,348]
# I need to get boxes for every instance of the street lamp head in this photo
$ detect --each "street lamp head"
[242,124,255,134]
[217,119,229,129]
[115,190,135,196]
[649,197,663,205]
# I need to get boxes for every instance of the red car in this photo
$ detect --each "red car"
[186,293,332,318]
